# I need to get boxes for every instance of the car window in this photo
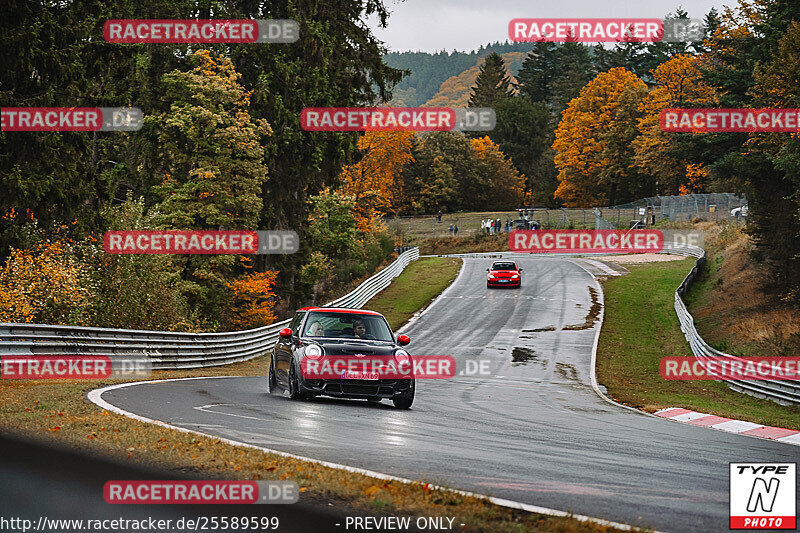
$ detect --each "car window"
[301,311,393,342]
[492,262,517,270]
[289,311,305,333]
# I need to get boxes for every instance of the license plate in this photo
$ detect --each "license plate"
[342,371,379,380]
[498,279,509,282]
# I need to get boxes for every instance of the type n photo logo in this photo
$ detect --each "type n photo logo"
[730,463,796,529]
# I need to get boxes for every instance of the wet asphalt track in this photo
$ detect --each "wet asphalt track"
[98,257,799,532]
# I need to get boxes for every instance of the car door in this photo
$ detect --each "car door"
[274,311,305,386]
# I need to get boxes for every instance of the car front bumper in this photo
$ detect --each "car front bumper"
[487,278,520,287]
[298,378,414,399]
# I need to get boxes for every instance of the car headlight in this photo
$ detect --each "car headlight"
[304,344,323,359]
[511,274,519,279]
[488,274,496,279]
[394,349,410,364]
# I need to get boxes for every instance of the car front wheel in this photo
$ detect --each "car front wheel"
[268,356,281,395]
[392,379,415,409]
[288,360,309,400]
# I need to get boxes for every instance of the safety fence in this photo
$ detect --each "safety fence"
[668,242,800,406]
[0,248,420,370]
[384,193,748,238]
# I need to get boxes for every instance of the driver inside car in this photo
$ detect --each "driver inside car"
[307,321,324,336]
[353,319,369,339]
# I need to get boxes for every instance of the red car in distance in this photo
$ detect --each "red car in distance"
[486,261,522,288]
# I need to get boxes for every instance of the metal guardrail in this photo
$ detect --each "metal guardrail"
[665,242,800,406]
[0,248,420,370]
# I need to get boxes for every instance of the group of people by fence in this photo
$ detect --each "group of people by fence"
[481,218,511,235]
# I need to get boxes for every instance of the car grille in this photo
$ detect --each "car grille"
[322,379,403,397]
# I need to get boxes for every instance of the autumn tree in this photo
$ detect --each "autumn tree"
[149,50,272,327]
[407,132,487,212]
[338,130,414,230]
[226,271,279,329]
[0,240,92,325]
[633,54,717,195]
[470,136,525,210]
[397,137,460,214]
[152,50,271,231]
[553,68,649,207]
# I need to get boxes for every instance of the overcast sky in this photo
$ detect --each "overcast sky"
[365,0,735,53]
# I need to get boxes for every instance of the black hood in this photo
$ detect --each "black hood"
[312,339,397,356]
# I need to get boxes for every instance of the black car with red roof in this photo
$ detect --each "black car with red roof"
[268,307,415,408]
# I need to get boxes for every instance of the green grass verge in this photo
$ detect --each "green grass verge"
[365,256,462,330]
[597,259,800,430]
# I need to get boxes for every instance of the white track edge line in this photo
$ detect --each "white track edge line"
[87,377,641,532]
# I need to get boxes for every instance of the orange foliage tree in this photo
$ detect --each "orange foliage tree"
[680,163,710,195]
[338,130,414,231]
[470,136,525,209]
[0,241,92,325]
[226,271,279,329]
[633,54,717,194]
[552,67,648,207]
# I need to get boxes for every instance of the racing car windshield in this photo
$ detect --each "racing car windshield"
[302,312,394,342]
[491,262,516,271]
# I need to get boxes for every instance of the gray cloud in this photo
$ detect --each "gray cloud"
[366,0,733,53]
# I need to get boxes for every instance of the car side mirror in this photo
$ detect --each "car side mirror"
[397,334,411,346]
[279,328,293,339]
[486,268,490,271]
[519,268,523,271]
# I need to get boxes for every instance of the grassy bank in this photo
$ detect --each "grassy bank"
[365,256,462,329]
[596,258,800,429]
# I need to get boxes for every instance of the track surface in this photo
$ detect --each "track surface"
[100,258,799,532]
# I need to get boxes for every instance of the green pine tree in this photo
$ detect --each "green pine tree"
[468,53,514,108]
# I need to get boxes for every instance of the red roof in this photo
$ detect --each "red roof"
[296,307,383,316]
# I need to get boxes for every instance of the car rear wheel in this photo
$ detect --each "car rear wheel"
[392,379,415,409]
[288,360,308,400]
[268,356,282,395]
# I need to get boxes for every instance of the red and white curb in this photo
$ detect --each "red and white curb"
[655,408,800,446]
